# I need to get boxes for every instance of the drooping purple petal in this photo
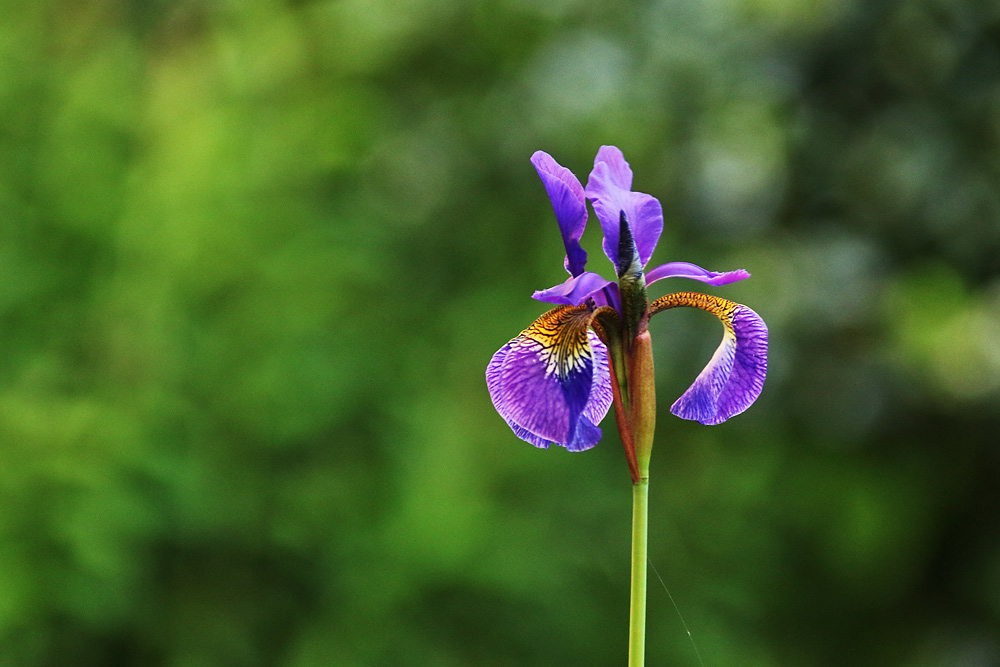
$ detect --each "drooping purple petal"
[532,271,615,306]
[531,151,589,277]
[585,146,663,269]
[670,305,768,425]
[649,292,767,425]
[484,309,592,446]
[646,262,750,287]
[486,306,613,450]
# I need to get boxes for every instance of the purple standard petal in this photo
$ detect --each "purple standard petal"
[531,151,589,277]
[585,146,664,269]
[486,306,613,450]
[646,262,751,286]
[649,292,768,425]
[532,271,615,306]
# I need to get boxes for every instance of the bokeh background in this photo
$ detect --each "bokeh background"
[2,1,999,665]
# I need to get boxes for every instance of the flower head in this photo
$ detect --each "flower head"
[486,147,767,471]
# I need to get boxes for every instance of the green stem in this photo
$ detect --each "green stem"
[628,477,649,667]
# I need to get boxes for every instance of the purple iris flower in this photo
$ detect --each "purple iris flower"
[486,146,767,453]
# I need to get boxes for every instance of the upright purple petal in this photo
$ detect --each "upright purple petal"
[646,262,751,287]
[486,306,613,450]
[532,271,615,306]
[585,146,663,269]
[649,292,768,425]
[531,151,589,277]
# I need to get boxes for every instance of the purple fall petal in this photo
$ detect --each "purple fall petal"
[502,413,604,452]
[486,307,613,450]
[646,262,750,286]
[532,271,615,306]
[579,333,613,443]
[670,303,768,425]
[585,146,664,269]
[531,151,589,277]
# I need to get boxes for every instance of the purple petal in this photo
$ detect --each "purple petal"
[669,302,768,425]
[585,146,664,269]
[591,282,620,311]
[580,333,613,430]
[486,307,613,450]
[532,271,615,306]
[531,151,589,277]
[502,410,605,452]
[646,262,750,286]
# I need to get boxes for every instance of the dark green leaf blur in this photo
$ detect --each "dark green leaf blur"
[1,1,998,665]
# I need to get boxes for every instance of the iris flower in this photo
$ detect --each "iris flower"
[486,146,768,665]
[486,146,767,480]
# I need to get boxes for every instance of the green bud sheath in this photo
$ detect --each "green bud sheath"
[626,330,656,478]
[616,211,649,347]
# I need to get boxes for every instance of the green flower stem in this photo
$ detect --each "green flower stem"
[628,476,649,667]
[626,330,655,666]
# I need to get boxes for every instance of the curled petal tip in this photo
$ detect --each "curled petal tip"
[709,269,751,285]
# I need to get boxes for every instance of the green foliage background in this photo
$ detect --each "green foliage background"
[1,1,999,665]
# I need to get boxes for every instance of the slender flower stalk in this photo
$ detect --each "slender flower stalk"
[486,146,768,665]
[629,478,649,667]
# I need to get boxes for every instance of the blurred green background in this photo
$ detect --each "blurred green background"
[2,1,999,665]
